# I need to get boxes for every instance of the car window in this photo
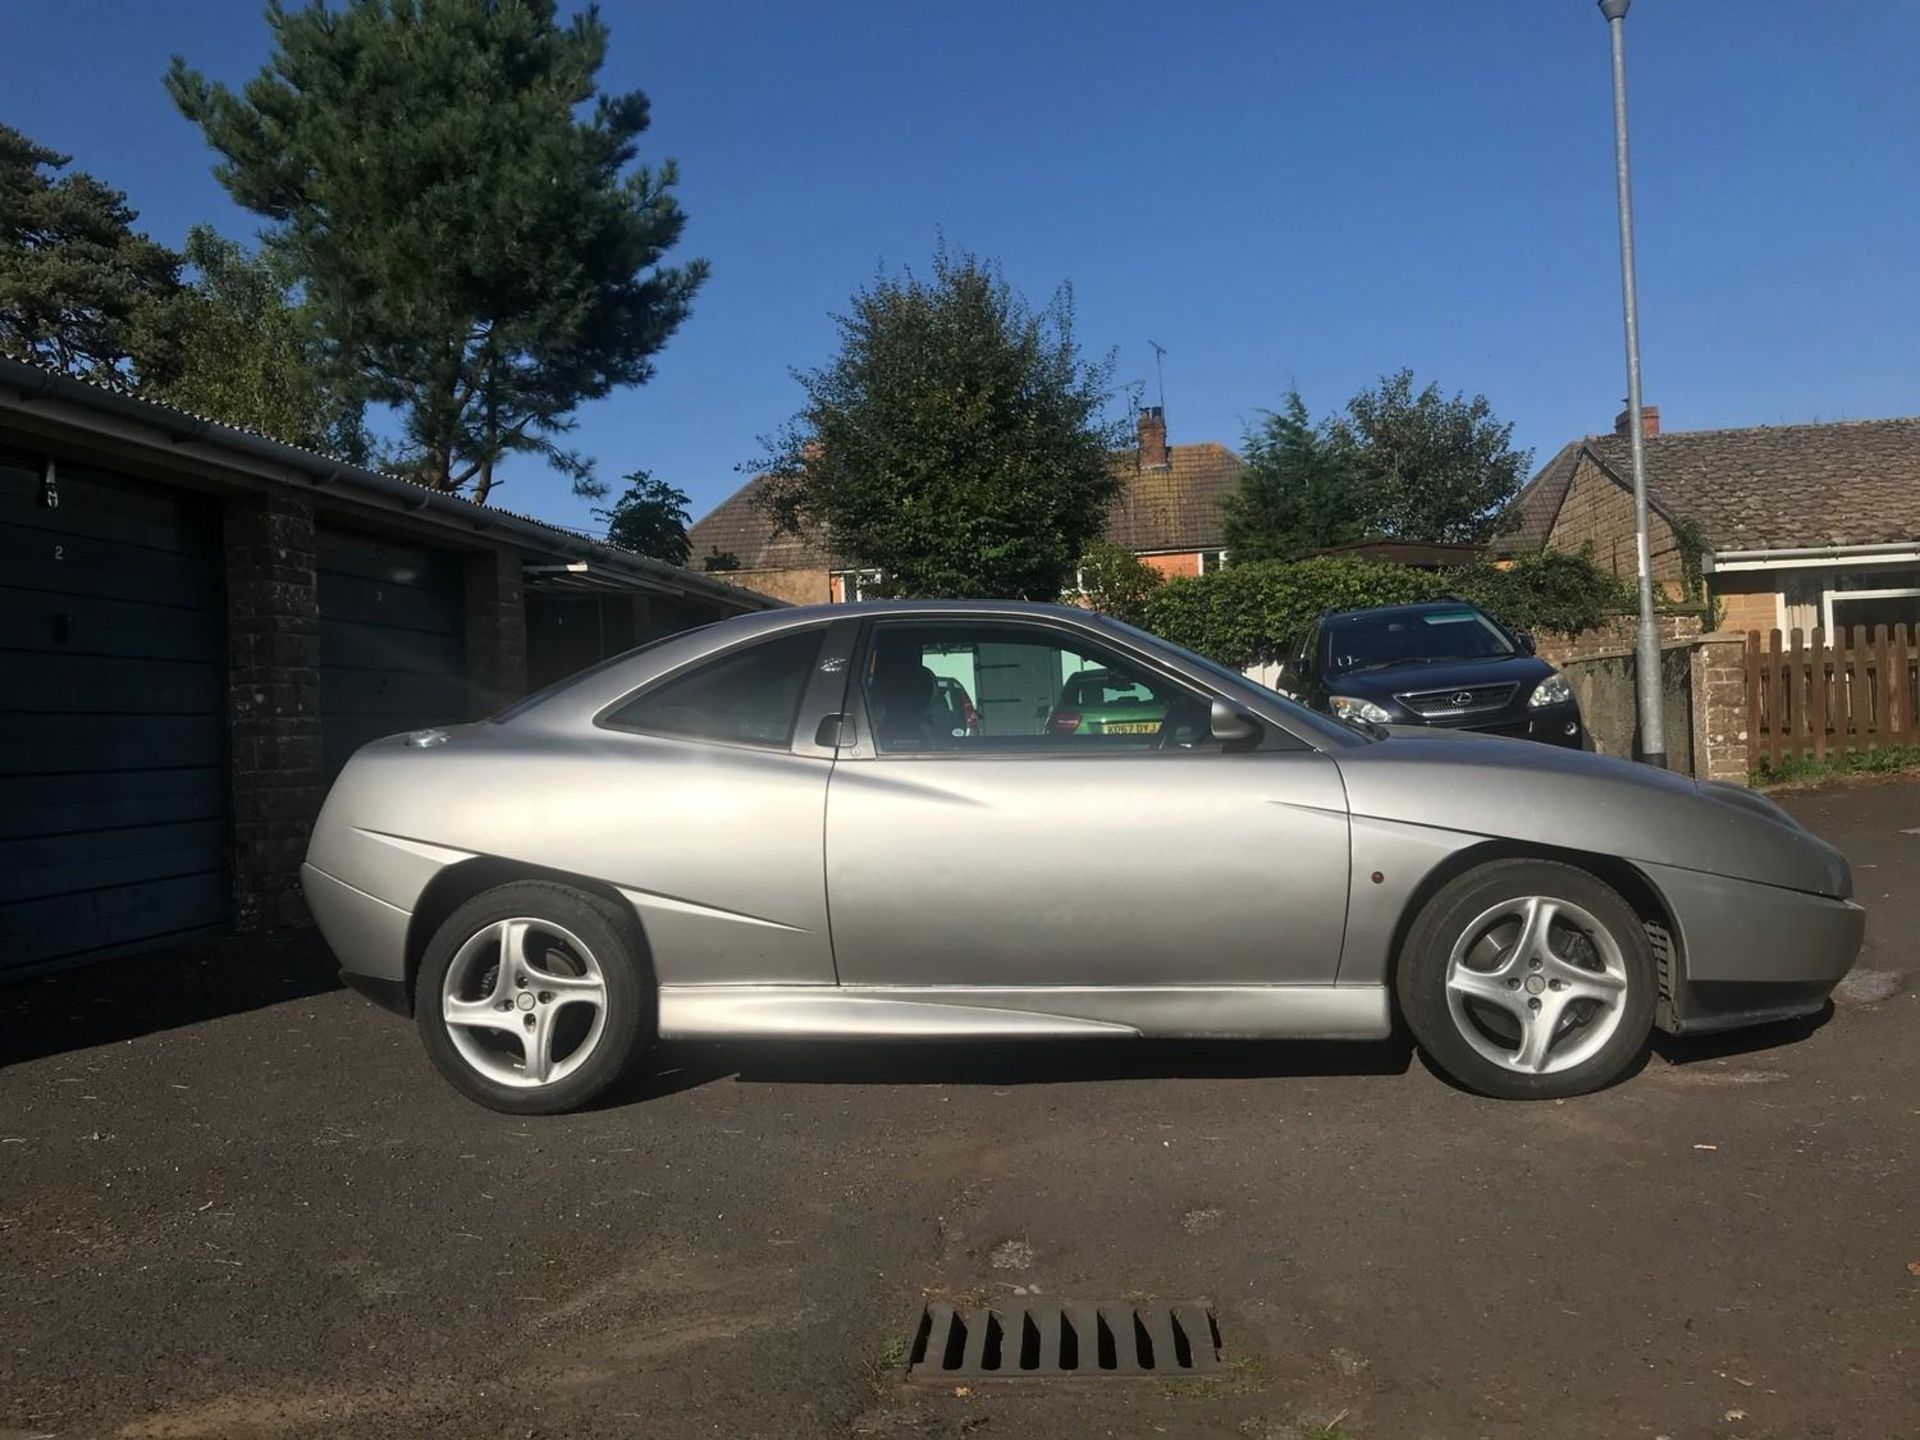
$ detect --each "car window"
[1326,607,1515,674]
[860,620,1210,755]
[603,629,824,748]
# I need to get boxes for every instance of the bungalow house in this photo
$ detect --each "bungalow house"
[1497,406,1920,637]
[688,407,1246,601]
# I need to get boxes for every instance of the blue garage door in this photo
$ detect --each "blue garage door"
[0,458,230,973]
[317,527,467,778]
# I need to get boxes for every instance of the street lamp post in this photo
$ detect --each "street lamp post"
[1599,0,1667,768]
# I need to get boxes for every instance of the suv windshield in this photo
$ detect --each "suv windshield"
[1326,607,1516,674]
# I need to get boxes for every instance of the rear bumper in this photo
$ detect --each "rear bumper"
[301,862,412,992]
[1640,860,1866,1034]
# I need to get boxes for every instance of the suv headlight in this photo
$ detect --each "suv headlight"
[1529,674,1572,708]
[1330,695,1394,725]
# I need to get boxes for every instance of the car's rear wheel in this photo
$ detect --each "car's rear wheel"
[1397,859,1655,1100]
[415,880,652,1114]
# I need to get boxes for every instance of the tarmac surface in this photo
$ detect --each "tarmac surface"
[2,778,1914,1439]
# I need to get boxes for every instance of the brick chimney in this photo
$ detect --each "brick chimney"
[1613,404,1660,439]
[1137,406,1170,470]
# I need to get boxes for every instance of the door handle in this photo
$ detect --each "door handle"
[814,713,852,748]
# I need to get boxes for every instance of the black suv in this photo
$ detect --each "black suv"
[1273,599,1584,748]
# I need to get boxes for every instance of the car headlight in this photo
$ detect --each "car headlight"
[1330,695,1394,725]
[1529,674,1572,708]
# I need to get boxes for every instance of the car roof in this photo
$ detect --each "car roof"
[1319,598,1483,623]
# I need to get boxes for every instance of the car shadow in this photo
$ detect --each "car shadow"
[0,928,345,1068]
[597,1034,1417,1107]
[1651,1004,1833,1066]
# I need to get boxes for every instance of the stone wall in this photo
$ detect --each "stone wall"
[1534,611,1702,667]
[1558,642,1696,773]
[1689,632,1752,784]
[1556,629,1752,784]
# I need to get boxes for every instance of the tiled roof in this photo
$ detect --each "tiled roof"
[688,472,846,572]
[1495,417,1920,555]
[689,441,1246,572]
[1492,440,1585,555]
[1101,441,1244,553]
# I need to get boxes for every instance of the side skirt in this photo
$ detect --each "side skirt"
[655,984,1392,1042]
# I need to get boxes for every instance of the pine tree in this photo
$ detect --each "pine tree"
[0,125,180,381]
[169,0,706,502]
[1221,389,1373,561]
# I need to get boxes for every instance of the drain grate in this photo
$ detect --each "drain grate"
[906,1300,1221,1380]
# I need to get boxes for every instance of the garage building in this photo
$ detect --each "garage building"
[0,357,778,977]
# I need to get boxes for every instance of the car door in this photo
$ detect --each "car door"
[590,619,855,985]
[822,614,1350,988]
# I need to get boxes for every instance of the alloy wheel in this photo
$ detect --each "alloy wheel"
[1443,895,1631,1076]
[439,917,609,1088]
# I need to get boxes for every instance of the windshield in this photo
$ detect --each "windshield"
[1103,617,1371,747]
[1326,607,1516,675]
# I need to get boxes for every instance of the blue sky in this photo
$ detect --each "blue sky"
[7,1,1919,536]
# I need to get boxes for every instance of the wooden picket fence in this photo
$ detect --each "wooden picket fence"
[1746,625,1920,770]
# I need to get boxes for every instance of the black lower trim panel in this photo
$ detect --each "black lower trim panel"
[340,969,411,1017]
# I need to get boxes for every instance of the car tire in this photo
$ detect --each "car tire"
[1397,858,1656,1100]
[415,880,653,1115]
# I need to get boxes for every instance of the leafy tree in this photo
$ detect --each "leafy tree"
[0,124,180,380]
[141,225,368,458]
[700,549,740,573]
[1221,389,1373,561]
[762,247,1124,600]
[168,0,706,503]
[1072,539,1162,625]
[1331,368,1530,544]
[595,469,690,565]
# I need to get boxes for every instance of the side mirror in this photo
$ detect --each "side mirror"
[1517,633,1537,656]
[1210,697,1262,745]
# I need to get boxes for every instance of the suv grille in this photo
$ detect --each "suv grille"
[1396,682,1518,718]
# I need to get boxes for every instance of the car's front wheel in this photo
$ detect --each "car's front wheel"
[1397,859,1656,1099]
[415,880,653,1114]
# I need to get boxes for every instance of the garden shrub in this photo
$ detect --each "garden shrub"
[1140,550,1635,667]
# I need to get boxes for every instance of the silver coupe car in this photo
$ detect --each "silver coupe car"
[302,601,1863,1113]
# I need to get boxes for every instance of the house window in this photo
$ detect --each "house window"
[1824,566,1920,636]
[831,568,883,603]
[1198,549,1229,575]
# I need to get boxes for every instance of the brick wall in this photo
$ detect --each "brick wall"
[225,489,325,929]
[1546,452,1686,589]
[1141,551,1201,579]
[1712,574,1778,634]
[718,566,833,605]
[464,546,527,716]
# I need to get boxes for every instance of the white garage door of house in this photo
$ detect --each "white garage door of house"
[0,457,231,974]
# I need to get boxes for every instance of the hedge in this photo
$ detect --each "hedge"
[1140,551,1636,668]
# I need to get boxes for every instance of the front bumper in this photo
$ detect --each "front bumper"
[1640,860,1866,1034]
[1419,701,1585,749]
